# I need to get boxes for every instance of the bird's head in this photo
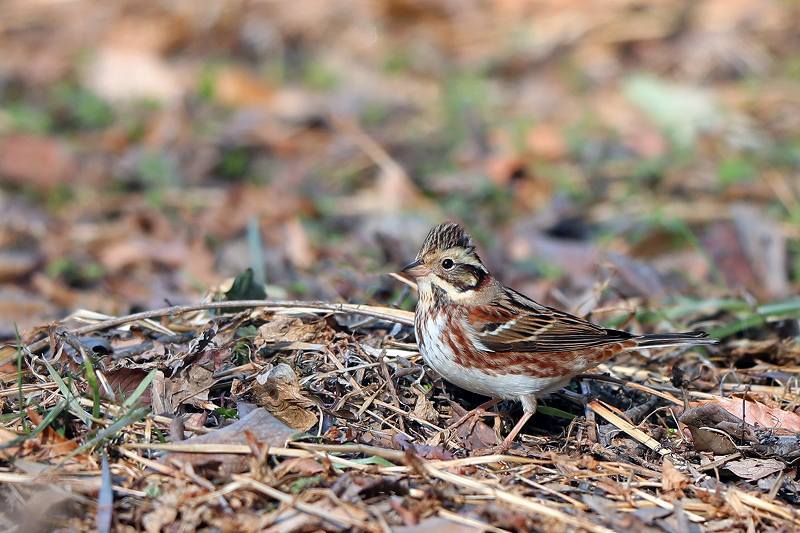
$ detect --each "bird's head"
[402,222,490,299]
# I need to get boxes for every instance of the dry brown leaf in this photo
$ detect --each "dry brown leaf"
[661,458,688,494]
[252,363,318,431]
[162,408,296,475]
[102,368,151,405]
[98,238,189,273]
[255,316,331,347]
[724,458,784,481]
[709,396,800,434]
[450,402,498,451]
[214,66,276,108]
[273,457,326,479]
[0,134,77,189]
[170,365,213,409]
[412,390,439,423]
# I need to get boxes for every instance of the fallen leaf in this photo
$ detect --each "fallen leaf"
[273,457,326,479]
[102,368,151,405]
[255,316,331,347]
[679,402,756,454]
[662,458,689,493]
[252,363,318,431]
[163,408,296,475]
[412,390,439,423]
[392,434,453,461]
[724,458,784,481]
[450,402,498,451]
[214,66,276,108]
[393,517,481,533]
[98,238,188,273]
[170,365,213,409]
[0,134,77,189]
[708,396,800,433]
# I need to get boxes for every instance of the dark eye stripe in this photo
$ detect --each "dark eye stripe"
[450,264,485,291]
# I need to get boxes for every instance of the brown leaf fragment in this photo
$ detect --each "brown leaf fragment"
[450,402,499,451]
[392,517,481,533]
[392,434,453,461]
[412,389,439,423]
[273,457,326,480]
[0,134,77,189]
[679,402,756,454]
[162,408,296,475]
[102,368,151,405]
[252,363,318,431]
[142,492,179,533]
[170,364,213,409]
[724,458,785,481]
[662,458,689,494]
[255,316,331,347]
[709,396,800,433]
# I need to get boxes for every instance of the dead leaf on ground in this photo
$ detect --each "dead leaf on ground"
[393,517,481,533]
[0,134,78,189]
[679,402,756,454]
[449,402,498,451]
[84,47,183,103]
[255,316,332,347]
[661,458,689,494]
[273,457,326,479]
[163,408,297,475]
[724,458,785,481]
[170,364,214,410]
[252,363,318,431]
[706,396,800,433]
[101,368,151,405]
[412,389,439,423]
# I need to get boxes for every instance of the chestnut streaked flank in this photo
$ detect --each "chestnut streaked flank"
[403,222,717,452]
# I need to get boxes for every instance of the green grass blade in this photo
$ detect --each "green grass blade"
[60,406,150,463]
[122,369,157,409]
[83,351,101,418]
[0,400,68,450]
[44,358,93,426]
[537,405,577,420]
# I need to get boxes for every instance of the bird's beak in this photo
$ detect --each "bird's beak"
[401,259,428,278]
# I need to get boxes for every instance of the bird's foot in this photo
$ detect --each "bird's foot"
[446,398,500,433]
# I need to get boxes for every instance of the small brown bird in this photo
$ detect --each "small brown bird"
[403,222,717,451]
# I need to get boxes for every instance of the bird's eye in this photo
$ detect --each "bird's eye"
[441,258,454,269]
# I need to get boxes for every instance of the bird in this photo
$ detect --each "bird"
[402,222,717,452]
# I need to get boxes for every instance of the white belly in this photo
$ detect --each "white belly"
[418,313,569,400]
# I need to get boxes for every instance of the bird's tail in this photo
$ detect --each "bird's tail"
[634,330,718,350]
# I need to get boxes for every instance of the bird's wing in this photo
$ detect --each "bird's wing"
[467,288,632,353]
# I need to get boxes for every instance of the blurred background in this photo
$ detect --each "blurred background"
[1,0,798,339]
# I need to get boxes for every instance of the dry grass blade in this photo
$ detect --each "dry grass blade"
[421,462,614,533]
[588,400,671,457]
[22,300,413,355]
[231,475,372,530]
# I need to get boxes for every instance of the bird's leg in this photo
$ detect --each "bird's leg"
[494,411,534,452]
[481,395,536,454]
[447,398,500,431]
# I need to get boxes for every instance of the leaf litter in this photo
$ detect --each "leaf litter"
[1,0,800,530]
[0,288,798,531]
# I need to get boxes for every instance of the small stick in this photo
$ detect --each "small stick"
[21,300,414,355]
